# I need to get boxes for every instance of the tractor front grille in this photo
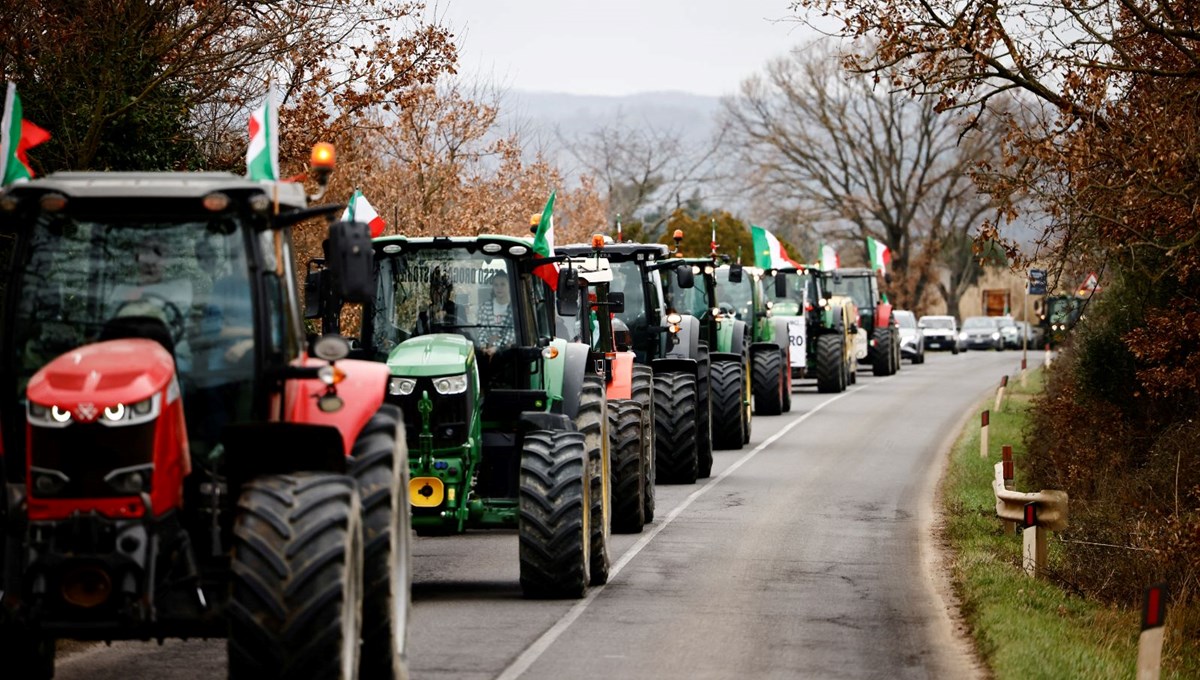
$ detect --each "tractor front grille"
[388,377,473,449]
[29,421,155,498]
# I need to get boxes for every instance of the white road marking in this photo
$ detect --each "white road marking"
[495,381,879,680]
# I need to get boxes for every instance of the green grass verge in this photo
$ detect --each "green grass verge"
[942,366,1198,679]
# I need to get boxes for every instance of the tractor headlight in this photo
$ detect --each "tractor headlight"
[99,395,160,427]
[389,377,417,396]
[817,297,829,308]
[28,402,71,428]
[666,312,682,325]
[433,373,468,395]
[991,332,1001,340]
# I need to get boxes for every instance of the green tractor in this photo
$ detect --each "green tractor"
[317,235,612,597]
[821,267,900,377]
[714,264,793,415]
[766,266,859,393]
[556,240,705,488]
[664,250,751,454]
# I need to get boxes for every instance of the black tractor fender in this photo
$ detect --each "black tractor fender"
[651,356,700,377]
[663,315,701,361]
[769,318,792,352]
[222,423,348,487]
[729,319,748,357]
[520,411,575,433]
[559,341,593,420]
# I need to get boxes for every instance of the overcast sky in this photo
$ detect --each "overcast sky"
[436,1,815,97]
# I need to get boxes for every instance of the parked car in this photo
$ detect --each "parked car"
[894,310,925,364]
[918,315,960,354]
[960,316,1005,351]
[996,315,1021,349]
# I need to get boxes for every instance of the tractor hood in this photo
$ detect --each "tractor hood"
[386,333,475,378]
[26,339,175,421]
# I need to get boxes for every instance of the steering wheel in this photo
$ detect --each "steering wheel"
[115,292,186,343]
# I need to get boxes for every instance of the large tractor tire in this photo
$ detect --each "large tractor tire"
[631,364,656,523]
[695,345,714,478]
[0,628,55,679]
[710,361,746,450]
[872,326,896,377]
[349,405,411,680]
[518,430,590,598]
[742,354,753,445]
[229,474,364,680]
[577,375,611,586]
[781,348,793,413]
[653,371,698,484]
[608,399,645,533]
[752,348,785,416]
[815,334,845,393]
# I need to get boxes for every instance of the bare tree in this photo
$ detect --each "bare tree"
[560,115,726,239]
[720,39,1001,310]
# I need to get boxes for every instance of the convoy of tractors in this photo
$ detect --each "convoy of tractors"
[0,149,932,678]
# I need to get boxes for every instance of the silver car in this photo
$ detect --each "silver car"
[894,310,925,364]
[959,316,1004,351]
[918,315,960,354]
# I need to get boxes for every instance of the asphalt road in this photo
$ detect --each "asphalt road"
[54,348,1033,679]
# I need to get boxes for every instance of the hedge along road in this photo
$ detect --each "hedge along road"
[55,349,1029,679]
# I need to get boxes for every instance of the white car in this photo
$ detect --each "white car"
[894,310,925,364]
[918,315,960,354]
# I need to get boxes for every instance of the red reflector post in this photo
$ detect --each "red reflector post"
[1023,502,1037,528]
[1000,375,1009,387]
[981,410,990,427]
[1143,583,1168,630]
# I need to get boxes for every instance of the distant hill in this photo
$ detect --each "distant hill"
[497,90,724,173]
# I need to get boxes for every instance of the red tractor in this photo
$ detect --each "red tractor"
[0,157,412,678]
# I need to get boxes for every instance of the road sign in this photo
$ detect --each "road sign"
[1078,271,1101,296]
[1028,268,1047,295]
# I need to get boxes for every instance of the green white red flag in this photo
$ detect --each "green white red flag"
[819,243,839,270]
[246,88,279,181]
[341,189,386,237]
[532,191,558,290]
[1,83,51,185]
[867,237,891,274]
[751,225,803,270]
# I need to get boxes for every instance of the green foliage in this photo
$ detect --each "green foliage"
[944,372,1200,679]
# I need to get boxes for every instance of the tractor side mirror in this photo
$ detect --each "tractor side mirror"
[304,262,326,319]
[557,268,581,317]
[884,272,893,284]
[675,264,695,289]
[823,289,834,300]
[728,263,744,283]
[607,291,625,314]
[774,274,788,298]
[326,220,374,303]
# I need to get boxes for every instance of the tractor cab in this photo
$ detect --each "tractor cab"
[319,233,603,597]
[0,167,408,678]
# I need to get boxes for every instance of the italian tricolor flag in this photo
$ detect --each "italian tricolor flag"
[532,191,558,290]
[341,189,386,237]
[1,83,51,185]
[246,89,279,181]
[867,237,891,274]
[751,225,803,270]
[819,243,839,270]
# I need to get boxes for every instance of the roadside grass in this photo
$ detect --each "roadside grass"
[942,366,1199,679]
